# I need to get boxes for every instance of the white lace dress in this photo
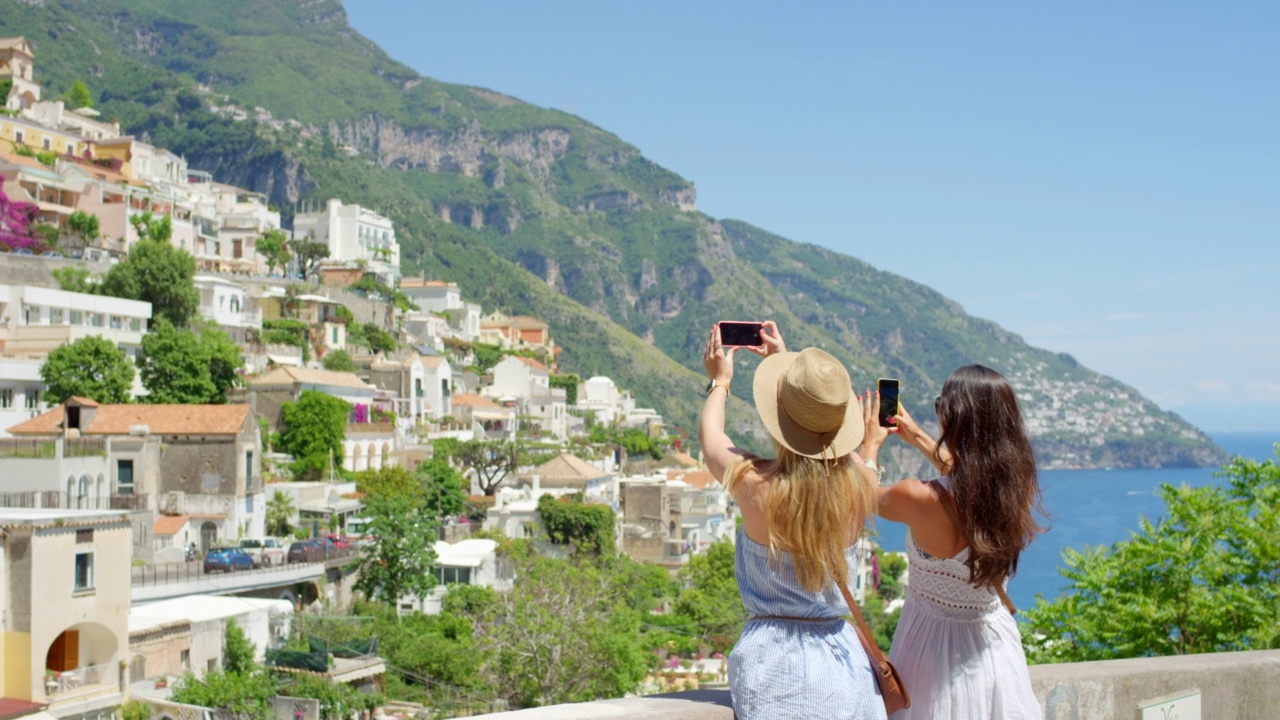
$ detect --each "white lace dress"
[888,528,1042,719]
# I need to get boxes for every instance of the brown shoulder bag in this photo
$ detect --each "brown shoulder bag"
[837,577,911,714]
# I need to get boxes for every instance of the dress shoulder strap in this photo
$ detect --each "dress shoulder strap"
[928,480,1018,616]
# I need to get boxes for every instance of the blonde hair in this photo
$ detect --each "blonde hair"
[727,444,878,593]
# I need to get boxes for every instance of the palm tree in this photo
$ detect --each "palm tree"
[266,490,295,537]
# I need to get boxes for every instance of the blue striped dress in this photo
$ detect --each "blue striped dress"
[729,530,888,720]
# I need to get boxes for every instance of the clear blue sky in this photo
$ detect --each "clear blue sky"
[346,1,1280,433]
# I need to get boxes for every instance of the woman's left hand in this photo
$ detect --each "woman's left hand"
[861,389,893,457]
[703,325,735,383]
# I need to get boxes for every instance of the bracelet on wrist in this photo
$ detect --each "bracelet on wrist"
[863,458,885,481]
[705,379,730,398]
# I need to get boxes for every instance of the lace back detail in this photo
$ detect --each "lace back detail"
[905,532,1000,620]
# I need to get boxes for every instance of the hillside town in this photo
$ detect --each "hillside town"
[0,37,898,720]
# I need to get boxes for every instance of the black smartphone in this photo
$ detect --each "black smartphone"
[878,378,900,427]
[718,321,765,348]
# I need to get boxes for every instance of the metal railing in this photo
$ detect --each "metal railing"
[0,491,147,511]
[132,545,360,586]
[45,661,117,698]
[0,437,107,458]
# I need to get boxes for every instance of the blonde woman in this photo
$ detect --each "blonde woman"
[699,323,886,720]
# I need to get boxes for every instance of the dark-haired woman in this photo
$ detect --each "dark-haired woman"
[863,365,1044,720]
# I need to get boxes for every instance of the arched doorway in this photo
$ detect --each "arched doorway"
[45,622,119,698]
[352,443,366,472]
[129,655,147,684]
[77,475,91,509]
[381,442,391,470]
[200,521,218,555]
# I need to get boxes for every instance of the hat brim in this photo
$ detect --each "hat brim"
[753,352,864,459]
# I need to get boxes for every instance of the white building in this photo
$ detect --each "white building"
[193,275,262,344]
[292,198,400,283]
[399,279,482,342]
[398,538,512,615]
[0,357,46,437]
[490,355,550,401]
[128,595,293,683]
[0,284,152,360]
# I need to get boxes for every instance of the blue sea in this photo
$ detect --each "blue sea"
[870,432,1279,612]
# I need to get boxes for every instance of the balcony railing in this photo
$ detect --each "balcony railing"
[45,661,117,699]
[0,491,148,511]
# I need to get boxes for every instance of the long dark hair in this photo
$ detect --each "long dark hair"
[934,364,1044,590]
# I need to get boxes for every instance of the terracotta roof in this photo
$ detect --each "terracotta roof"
[513,356,548,373]
[669,452,699,468]
[400,278,456,289]
[153,515,191,536]
[249,366,372,390]
[0,37,34,53]
[420,355,446,368]
[680,471,716,489]
[511,316,548,329]
[536,453,610,487]
[0,697,45,720]
[450,393,497,408]
[7,404,251,437]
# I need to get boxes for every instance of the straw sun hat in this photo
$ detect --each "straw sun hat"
[752,347,864,459]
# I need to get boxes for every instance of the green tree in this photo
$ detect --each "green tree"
[537,493,616,555]
[137,318,213,403]
[40,336,135,405]
[223,620,256,675]
[417,456,468,521]
[354,492,440,605]
[289,238,330,279]
[138,320,244,404]
[170,670,277,720]
[550,373,581,405]
[471,343,504,374]
[64,79,93,109]
[51,266,98,294]
[128,211,173,243]
[674,539,745,653]
[256,228,291,276]
[453,439,523,496]
[266,490,295,537]
[66,210,99,255]
[471,552,649,707]
[1023,449,1280,663]
[356,465,422,501]
[279,391,350,481]
[321,349,356,372]
[100,236,199,328]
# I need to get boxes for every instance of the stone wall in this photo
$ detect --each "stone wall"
[468,650,1280,719]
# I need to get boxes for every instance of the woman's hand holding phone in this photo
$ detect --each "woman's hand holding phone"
[746,320,787,358]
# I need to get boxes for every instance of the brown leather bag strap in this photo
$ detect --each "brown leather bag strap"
[929,480,1018,616]
[836,578,890,665]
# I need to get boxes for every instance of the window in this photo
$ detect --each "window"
[76,529,94,543]
[74,552,94,591]
[0,389,11,409]
[69,310,82,325]
[14,130,22,144]
[331,327,339,344]
[50,308,63,324]
[129,318,141,331]
[43,137,52,150]
[180,650,190,671]
[90,313,103,328]
[436,566,472,585]
[117,460,134,495]
[244,451,253,492]
[66,142,76,155]
[24,390,40,410]
[109,315,122,330]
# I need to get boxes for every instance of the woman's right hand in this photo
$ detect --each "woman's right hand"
[894,405,952,473]
[747,320,787,357]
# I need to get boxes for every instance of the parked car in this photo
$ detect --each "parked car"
[239,538,287,568]
[324,533,351,550]
[203,547,254,574]
[287,539,323,563]
[43,251,64,258]
[12,248,33,255]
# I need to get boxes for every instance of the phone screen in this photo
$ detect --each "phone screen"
[878,378,900,427]
[718,321,765,347]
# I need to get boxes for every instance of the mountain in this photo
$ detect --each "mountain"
[0,0,1226,469]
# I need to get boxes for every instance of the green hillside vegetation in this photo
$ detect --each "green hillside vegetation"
[1,0,1224,467]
